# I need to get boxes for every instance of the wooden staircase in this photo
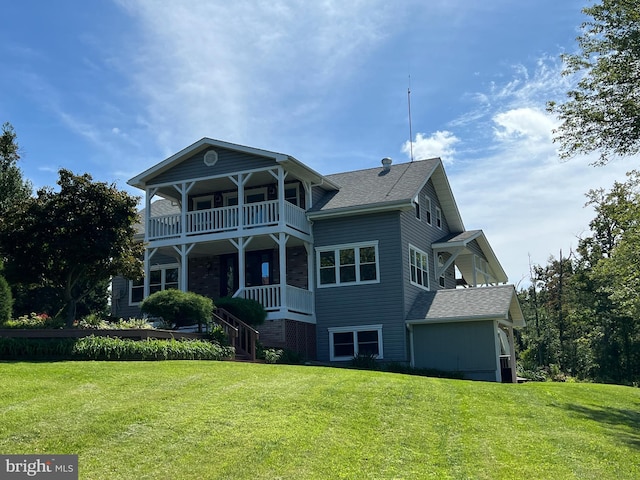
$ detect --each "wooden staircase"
[212,307,259,361]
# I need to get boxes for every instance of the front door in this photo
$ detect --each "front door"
[220,254,238,297]
[219,250,274,297]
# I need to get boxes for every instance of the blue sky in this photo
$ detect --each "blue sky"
[1,0,636,286]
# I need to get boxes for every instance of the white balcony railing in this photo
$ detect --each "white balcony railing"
[147,200,310,240]
[240,284,313,315]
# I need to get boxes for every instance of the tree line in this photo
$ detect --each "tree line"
[517,173,640,384]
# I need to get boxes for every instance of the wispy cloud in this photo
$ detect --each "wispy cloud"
[113,0,396,156]
[442,59,634,284]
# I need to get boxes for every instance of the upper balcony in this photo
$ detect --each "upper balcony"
[147,199,310,241]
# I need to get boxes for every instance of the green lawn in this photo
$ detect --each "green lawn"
[0,361,638,479]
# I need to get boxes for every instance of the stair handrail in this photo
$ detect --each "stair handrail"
[213,307,259,361]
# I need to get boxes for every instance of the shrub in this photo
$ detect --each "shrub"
[141,290,213,329]
[0,337,75,359]
[215,296,267,326]
[77,315,154,330]
[208,324,230,346]
[0,336,234,361]
[264,348,284,364]
[1,312,65,329]
[0,275,13,323]
[71,335,233,361]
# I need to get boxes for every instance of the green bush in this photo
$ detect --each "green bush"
[208,324,230,346]
[0,275,13,323]
[0,337,76,359]
[215,296,267,326]
[0,336,234,361]
[141,290,213,329]
[1,312,65,329]
[72,335,233,361]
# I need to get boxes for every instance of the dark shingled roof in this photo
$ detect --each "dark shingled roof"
[407,285,524,326]
[309,158,440,213]
[134,199,180,235]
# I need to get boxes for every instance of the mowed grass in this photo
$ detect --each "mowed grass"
[0,362,638,479]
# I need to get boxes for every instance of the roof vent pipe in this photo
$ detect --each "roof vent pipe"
[381,157,392,171]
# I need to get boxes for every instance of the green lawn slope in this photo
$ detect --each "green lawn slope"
[0,361,638,479]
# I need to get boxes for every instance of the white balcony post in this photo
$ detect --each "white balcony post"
[278,167,286,226]
[143,247,158,298]
[508,325,517,383]
[145,187,158,242]
[279,232,288,313]
[173,244,194,292]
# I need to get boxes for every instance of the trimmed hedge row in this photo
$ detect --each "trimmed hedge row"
[0,335,234,361]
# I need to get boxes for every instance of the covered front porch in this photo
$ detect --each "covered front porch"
[145,233,315,323]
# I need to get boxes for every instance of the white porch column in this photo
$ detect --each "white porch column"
[507,325,517,384]
[173,182,195,237]
[304,241,314,313]
[145,187,158,242]
[278,167,286,226]
[230,237,253,294]
[143,248,158,298]
[173,244,195,292]
[279,232,288,312]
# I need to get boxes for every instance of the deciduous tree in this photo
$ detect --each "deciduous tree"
[548,0,640,165]
[2,169,144,326]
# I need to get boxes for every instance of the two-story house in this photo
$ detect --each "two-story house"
[111,138,524,382]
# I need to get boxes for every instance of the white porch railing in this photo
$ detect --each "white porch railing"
[147,200,310,240]
[187,205,239,233]
[239,285,313,315]
[286,285,314,314]
[149,214,181,238]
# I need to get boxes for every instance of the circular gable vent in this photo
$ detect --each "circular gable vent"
[204,150,218,166]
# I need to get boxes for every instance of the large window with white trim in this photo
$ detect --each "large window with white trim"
[130,264,179,305]
[409,245,430,290]
[317,242,379,287]
[328,325,383,361]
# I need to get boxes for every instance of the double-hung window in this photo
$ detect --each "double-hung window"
[130,264,179,305]
[328,325,383,361]
[435,207,442,229]
[409,245,429,290]
[317,242,379,287]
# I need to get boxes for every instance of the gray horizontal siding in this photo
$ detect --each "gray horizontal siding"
[400,179,454,316]
[152,147,278,185]
[412,320,498,381]
[313,212,407,362]
[111,275,141,319]
[111,253,179,319]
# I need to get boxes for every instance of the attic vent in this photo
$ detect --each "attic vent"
[381,157,392,171]
[204,150,218,167]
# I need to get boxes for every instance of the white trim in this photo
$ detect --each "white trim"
[315,241,380,288]
[129,263,180,306]
[413,195,421,221]
[328,324,384,361]
[408,244,430,291]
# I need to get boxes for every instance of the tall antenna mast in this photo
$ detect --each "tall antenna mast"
[408,75,414,162]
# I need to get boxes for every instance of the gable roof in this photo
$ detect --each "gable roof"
[433,230,508,284]
[128,137,340,190]
[406,285,525,327]
[307,158,465,231]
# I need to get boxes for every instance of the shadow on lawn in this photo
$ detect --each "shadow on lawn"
[562,403,640,449]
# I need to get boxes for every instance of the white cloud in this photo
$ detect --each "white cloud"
[446,59,635,286]
[402,131,460,164]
